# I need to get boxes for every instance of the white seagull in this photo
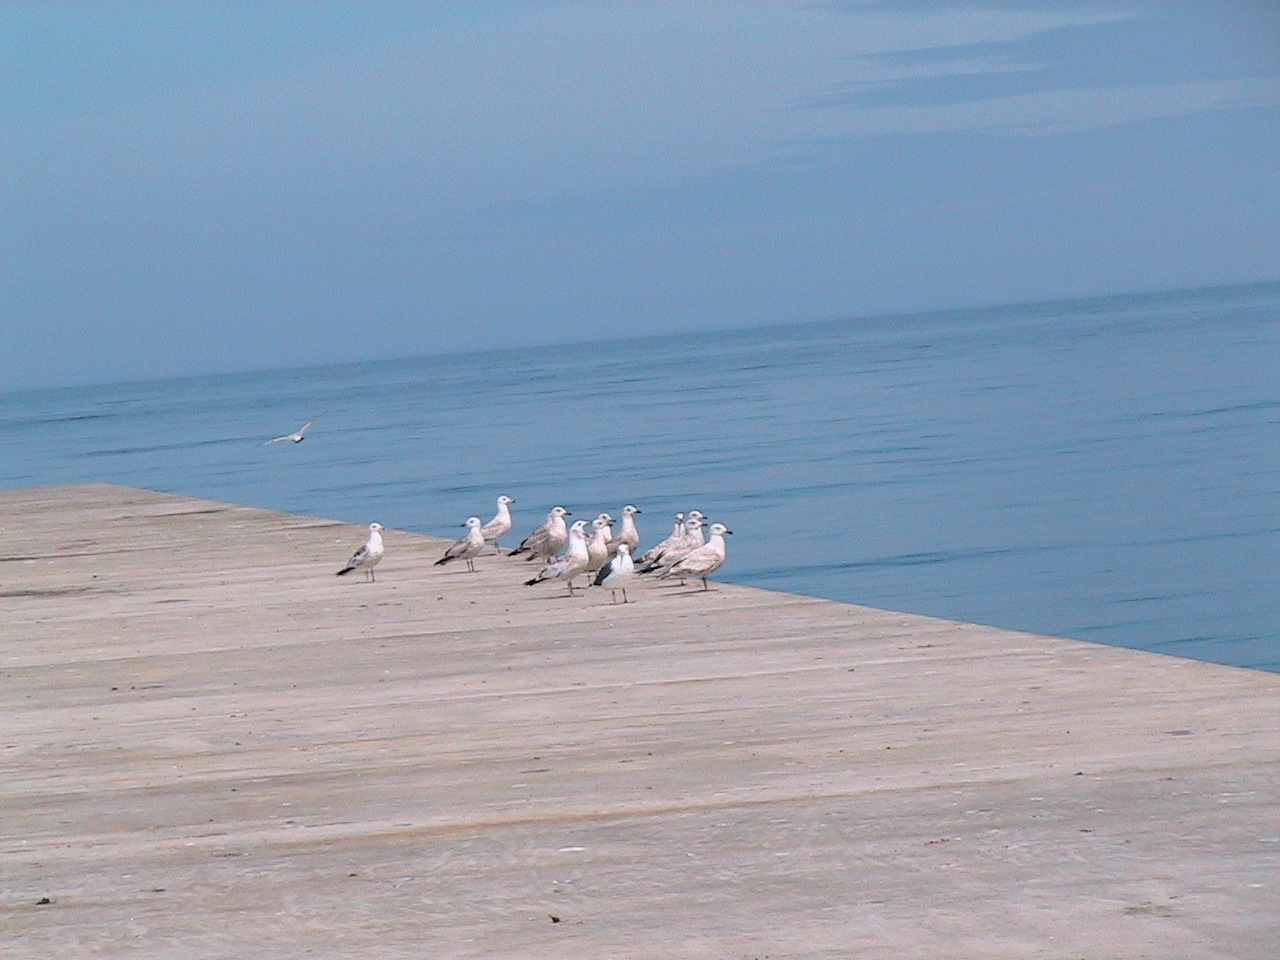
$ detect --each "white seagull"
[659,522,732,590]
[524,519,590,595]
[336,523,385,582]
[511,506,571,561]
[606,504,642,557]
[435,517,486,572]
[479,495,515,553]
[593,542,635,604]
[264,416,321,444]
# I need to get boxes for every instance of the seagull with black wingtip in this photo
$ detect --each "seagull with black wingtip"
[435,517,485,572]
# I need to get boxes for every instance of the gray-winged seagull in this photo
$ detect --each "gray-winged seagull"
[658,522,732,590]
[524,519,590,595]
[435,517,486,572]
[480,495,515,553]
[511,506,571,561]
[336,522,384,581]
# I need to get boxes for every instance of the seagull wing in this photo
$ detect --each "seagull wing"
[337,544,369,575]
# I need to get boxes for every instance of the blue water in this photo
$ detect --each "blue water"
[3,281,1277,671]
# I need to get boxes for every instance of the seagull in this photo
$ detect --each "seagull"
[336,523,384,582]
[434,517,485,572]
[510,506,571,561]
[593,542,635,604]
[639,515,706,575]
[264,416,321,444]
[593,512,616,541]
[658,522,732,590]
[606,504,642,558]
[479,495,515,553]
[637,512,684,566]
[584,515,614,575]
[524,519,590,595]
[684,510,708,545]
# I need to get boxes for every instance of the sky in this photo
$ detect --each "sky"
[2,1,1278,390]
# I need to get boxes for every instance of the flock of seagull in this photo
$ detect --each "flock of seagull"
[263,417,733,603]
[336,497,733,602]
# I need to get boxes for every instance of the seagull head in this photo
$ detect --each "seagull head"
[463,517,482,528]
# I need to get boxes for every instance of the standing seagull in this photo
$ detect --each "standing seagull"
[264,416,321,444]
[593,542,635,604]
[639,515,706,575]
[606,504,642,558]
[479,495,515,553]
[435,517,485,572]
[637,512,684,567]
[584,515,614,575]
[336,523,384,582]
[659,522,732,590]
[525,519,590,595]
[510,506,571,561]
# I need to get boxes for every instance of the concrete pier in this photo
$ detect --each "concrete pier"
[2,484,1277,959]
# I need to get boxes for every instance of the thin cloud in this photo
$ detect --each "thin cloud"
[0,3,1177,209]
[807,76,1280,139]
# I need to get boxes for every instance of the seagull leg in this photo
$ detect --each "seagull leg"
[701,577,709,590]
[622,588,629,604]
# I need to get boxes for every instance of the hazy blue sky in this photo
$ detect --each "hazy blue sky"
[3,1,1277,390]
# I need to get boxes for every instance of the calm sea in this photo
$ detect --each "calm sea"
[2,282,1277,671]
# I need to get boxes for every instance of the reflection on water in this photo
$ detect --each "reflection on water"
[2,281,1277,670]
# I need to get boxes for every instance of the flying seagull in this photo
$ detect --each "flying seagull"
[336,523,385,582]
[264,416,321,444]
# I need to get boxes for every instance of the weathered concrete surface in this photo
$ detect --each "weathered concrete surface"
[1,483,1276,959]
